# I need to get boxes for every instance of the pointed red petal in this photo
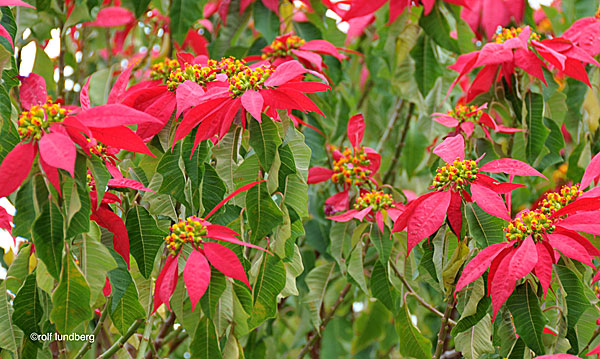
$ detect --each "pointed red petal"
[447,191,463,236]
[455,242,510,294]
[581,152,600,189]
[77,104,162,128]
[38,132,76,177]
[433,135,465,163]
[107,59,137,104]
[547,233,594,267]
[152,255,176,313]
[203,242,250,289]
[291,49,323,71]
[184,249,211,311]
[107,178,154,192]
[471,183,510,220]
[407,190,451,255]
[90,126,154,156]
[205,224,270,253]
[490,249,517,321]
[264,60,308,87]
[479,158,546,178]
[0,142,35,198]
[241,90,264,121]
[80,77,91,111]
[19,73,47,110]
[39,154,61,196]
[509,236,538,280]
[204,180,265,219]
[347,114,365,149]
[534,241,553,296]
[307,167,334,184]
[557,212,600,236]
[158,253,179,310]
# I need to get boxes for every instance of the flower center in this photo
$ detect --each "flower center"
[354,190,395,211]
[17,99,68,141]
[494,27,540,43]
[228,65,274,97]
[150,58,180,83]
[431,158,478,191]
[164,216,207,255]
[261,35,306,60]
[331,146,372,187]
[166,63,219,91]
[448,104,482,123]
[538,184,582,216]
[504,209,555,242]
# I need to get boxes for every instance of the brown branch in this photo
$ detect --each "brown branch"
[434,298,456,359]
[376,99,405,153]
[383,102,415,184]
[144,312,176,359]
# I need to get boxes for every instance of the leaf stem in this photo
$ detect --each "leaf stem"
[135,315,154,359]
[97,319,144,359]
[73,304,109,359]
[433,298,456,359]
[383,102,415,184]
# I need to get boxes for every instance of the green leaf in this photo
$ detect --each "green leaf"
[0,109,18,162]
[11,179,36,239]
[107,250,133,312]
[506,282,547,355]
[0,282,23,353]
[50,253,93,334]
[348,242,368,294]
[156,143,188,206]
[66,155,91,237]
[32,201,64,280]
[452,296,491,335]
[249,115,282,172]
[88,155,111,206]
[125,206,165,278]
[200,268,227,320]
[455,314,494,359]
[410,34,442,96]
[77,225,118,305]
[305,261,336,330]
[13,274,42,342]
[253,2,280,43]
[246,180,283,241]
[109,281,145,335]
[465,203,506,248]
[525,92,549,164]
[202,164,227,214]
[352,300,389,353]
[5,243,31,294]
[282,173,308,218]
[395,304,432,359]
[248,255,286,329]
[169,0,205,43]
[556,264,592,353]
[190,317,223,359]
[401,129,428,177]
[371,261,399,312]
[418,4,459,53]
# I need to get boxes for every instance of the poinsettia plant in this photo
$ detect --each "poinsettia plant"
[1,0,600,358]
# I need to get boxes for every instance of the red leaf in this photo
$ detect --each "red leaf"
[107,178,154,192]
[406,190,451,255]
[301,40,345,60]
[514,48,546,84]
[38,132,76,177]
[557,211,600,236]
[474,43,514,66]
[432,113,459,127]
[176,81,204,118]
[342,0,387,20]
[107,59,137,104]
[77,104,162,128]
[475,174,525,193]
[509,236,538,280]
[90,126,154,156]
[80,77,91,111]
[278,81,331,93]
[347,114,365,149]
[102,277,111,297]
[264,60,308,87]
[0,205,12,233]
[466,64,499,102]
[447,191,463,236]
[184,249,211,311]
[291,49,324,71]
[92,207,130,267]
[534,241,553,296]
[536,354,580,359]
[205,224,270,253]
[547,232,594,267]
[136,92,177,141]
[241,90,264,121]
[152,255,177,313]
[470,183,510,220]
[455,242,510,294]
[433,135,464,163]
[0,1,35,8]
[86,7,135,27]
[490,249,517,321]
[479,158,546,178]
[19,73,47,110]
[158,254,179,311]
[553,228,600,257]
[307,167,334,184]
[0,142,35,198]
[327,206,372,222]
[392,192,436,233]
[550,197,600,218]
[203,242,250,288]
[39,154,61,196]
[365,147,381,173]
[325,190,349,212]
[581,152,600,189]
[204,180,265,219]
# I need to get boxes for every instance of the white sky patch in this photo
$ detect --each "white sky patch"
[529,0,554,9]
[44,28,61,59]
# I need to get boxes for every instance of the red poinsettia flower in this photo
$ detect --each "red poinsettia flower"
[461,0,524,39]
[245,33,347,73]
[343,0,468,25]
[392,135,545,255]
[307,114,381,213]
[448,26,600,102]
[173,59,330,150]
[454,181,600,320]
[153,181,270,312]
[327,188,405,232]
[432,103,521,140]
[562,11,600,57]
[0,73,159,198]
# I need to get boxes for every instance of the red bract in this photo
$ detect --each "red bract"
[327,189,404,232]
[562,13,600,57]
[0,73,158,198]
[83,6,135,27]
[0,205,14,246]
[153,181,271,312]
[392,135,545,255]
[245,33,347,73]
[460,0,524,39]
[343,0,468,25]
[448,26,600,102]
[174,59,329,150]
[432,103,521,140]
[307,114,381,213]
[455,184,600,320]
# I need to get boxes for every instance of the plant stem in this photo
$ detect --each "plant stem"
[389,261,456,326]
[144,312,176,359]
[73,304,109,359]
[434,298,456,359]
[135,315,154,359]
[98,319,144,359]
[376,99,405,153]
[297,282,352,359]
[383,102,415,184]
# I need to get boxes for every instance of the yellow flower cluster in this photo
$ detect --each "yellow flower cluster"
[331,147,372,187]
[17,99,68,141]
[495,27,540,43]
[538,185,583,216]
[504,210,555,242]
[228,65,274,97]
[166,64,219,91]
[164,217,207,255]
[150,58,180,82]
[262,35,306,60]
[448,104,482,123]
[431,158,478,191]
[354,190,395,211]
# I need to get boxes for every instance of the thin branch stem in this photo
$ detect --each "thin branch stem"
[73,304,109,359]
[383,103,415,184]
[434,298,456,359]
[389,260,456,326]
[135,316,154,359]
[144,312,176,359]
[98,319,144,359]
[376,99,405,153]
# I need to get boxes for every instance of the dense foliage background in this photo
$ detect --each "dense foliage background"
[1,0,600,358]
